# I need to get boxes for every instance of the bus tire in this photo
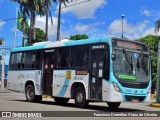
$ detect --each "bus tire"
[54,97,70,104]
[107,102,121,109]
[25,84,36,102]
[74,87,88,108]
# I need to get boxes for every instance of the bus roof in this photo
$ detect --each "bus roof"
[11,37,112,52]
[11,37,147,52]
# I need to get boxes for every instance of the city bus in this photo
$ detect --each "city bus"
[7,37,151,109]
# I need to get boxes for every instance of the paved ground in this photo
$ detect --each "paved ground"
[0,90,159,120]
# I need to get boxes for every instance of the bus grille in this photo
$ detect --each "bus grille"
[120,82,149,89]
[125,95,146,102]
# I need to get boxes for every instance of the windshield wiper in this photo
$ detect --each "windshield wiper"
[123,49,133,70]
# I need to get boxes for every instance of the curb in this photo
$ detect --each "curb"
[150,103,160,108]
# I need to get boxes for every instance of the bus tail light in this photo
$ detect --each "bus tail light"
[112,82,122,93]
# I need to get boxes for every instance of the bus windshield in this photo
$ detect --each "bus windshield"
[113,49,150,83]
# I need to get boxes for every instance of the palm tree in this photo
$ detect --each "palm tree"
[11,0,72,44]
[44,0,57,40]
[11,0,46,45]
[56,0,71,40]
[45,0,71,41]
[155,20,160,33]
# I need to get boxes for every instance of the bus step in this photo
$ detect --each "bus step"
[42,95,52,99]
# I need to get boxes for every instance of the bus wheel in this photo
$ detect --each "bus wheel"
[54,97,70,104]
[25,84,36,102]
[74,87,88,108]
[107,102,121,109]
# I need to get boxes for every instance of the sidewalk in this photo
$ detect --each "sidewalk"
[0,88,11,93]
[150,94,160,108]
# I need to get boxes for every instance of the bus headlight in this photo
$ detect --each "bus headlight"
[112,82,122,93]
[147,87,151,94]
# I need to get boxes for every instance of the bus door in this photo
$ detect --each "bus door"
[90,45,107,100]
[42,50,55,96]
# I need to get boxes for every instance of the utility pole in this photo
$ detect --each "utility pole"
[14,7,18,48]
[121,14,125,38]
[0,37,5,90]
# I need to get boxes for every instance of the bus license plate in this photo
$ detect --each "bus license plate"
[131,99,139,103]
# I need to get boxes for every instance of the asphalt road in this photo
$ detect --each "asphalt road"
[0,91,159,120]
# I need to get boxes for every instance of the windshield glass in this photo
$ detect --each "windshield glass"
[113,49,150,83]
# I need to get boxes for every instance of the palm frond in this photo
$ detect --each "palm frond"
[155,20,160,33]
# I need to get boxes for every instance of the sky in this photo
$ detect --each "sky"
[0,0,160,64]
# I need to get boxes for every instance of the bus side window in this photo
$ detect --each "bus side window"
[34,51,41,69]
[56,48,69,68]
[10,52,22,69]
[70,46,89,68]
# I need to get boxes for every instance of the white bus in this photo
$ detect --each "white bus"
[7,37,151,109]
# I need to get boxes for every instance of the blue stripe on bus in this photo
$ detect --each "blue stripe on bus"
[57,79,70,97]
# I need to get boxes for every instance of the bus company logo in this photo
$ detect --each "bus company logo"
[74,76,83,80]
[54,74,65,78]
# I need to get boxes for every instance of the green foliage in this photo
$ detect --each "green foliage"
[25,28,46,46]
[138,34,160,85]
[69,34,89,40]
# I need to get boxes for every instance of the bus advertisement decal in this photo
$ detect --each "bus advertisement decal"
[66,71,71,80]
[118,75,136,80]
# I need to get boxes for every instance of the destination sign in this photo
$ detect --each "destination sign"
[117,41,143,50]
[92,45,106,49]
[45,49,54,52]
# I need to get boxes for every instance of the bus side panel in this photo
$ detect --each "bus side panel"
[53,70,89,99]
[102,79,123,102]
[7,71,15,91]
[7,71,25,93]
[7,70,42,95]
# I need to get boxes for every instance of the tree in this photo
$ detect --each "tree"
[56,0,71,40]
[11,0,71,44]
[25,28,46,46]
[69,34,89,40]
[137,34,160,85]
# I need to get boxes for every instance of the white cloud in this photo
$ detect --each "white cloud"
[142,9,151,17]
[108,19,149,34]
[143,27,160,36]
[34,15,58,39]
[74,22,106,33]
[107,19,160,40]
[75,24,89,32]
[0,20,5,29]
[60,0,107,19]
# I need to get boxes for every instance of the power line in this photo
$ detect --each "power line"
[0,0,91,23]
[0,18,17,22]
[50,0,91,12]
